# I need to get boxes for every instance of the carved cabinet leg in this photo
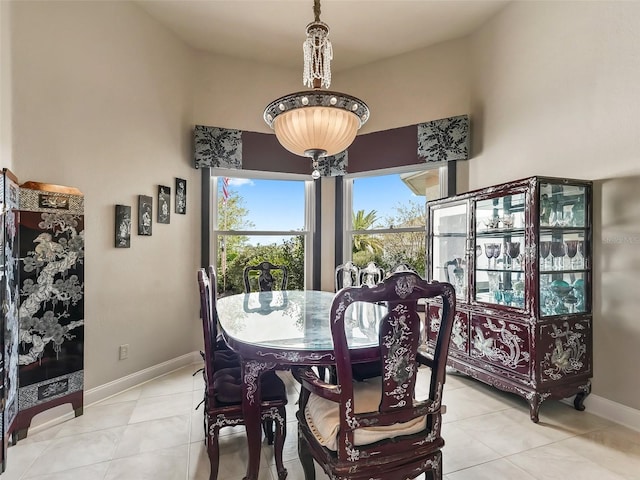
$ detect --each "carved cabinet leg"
[574,382,592,412]
[528,395,540,423]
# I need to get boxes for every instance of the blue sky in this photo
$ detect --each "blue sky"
[219,173,420,234]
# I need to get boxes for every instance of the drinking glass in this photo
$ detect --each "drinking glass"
[565,240,579,269]
[539,241,551,270]
[492,243,502,269]
[487,272,500,302]
[501,214,514,229]
[502,289,514,306]
[550,241,566,270]
[505,241,521,270]
[549,279,572,314]
[484,243,495,269]
[483,216,500,230]
[577,241,585,268]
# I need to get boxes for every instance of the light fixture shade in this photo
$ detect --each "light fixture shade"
[264,90,369,157]
[263,0,369,169]
[274,106,359,157]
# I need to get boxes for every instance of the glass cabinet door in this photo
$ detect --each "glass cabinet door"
[474,192,526,308]
[430,201,468,300]
[539,182,589,316]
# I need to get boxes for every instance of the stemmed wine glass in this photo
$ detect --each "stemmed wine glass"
[565,240,579,269]
[484,243,495,269]
[492,243,502,269]
[577,241,585,268]
[550,241,566,270]
[505,241,521,270]
[539,241,551,271]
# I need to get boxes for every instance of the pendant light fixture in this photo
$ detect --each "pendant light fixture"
[263,0,370,179]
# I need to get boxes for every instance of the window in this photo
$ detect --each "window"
[211,172,313,295]
[344,165,448,277]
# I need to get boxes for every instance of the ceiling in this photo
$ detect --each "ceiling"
[136,0,510,72]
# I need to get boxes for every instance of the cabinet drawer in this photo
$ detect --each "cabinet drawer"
[539,318,592,383]
[425,304,468,356]
[470,314,531,376]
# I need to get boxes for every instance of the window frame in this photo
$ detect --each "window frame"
[209,168,315,290]
[341,163,450,270]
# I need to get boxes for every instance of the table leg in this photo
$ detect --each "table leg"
[241,360,273,480]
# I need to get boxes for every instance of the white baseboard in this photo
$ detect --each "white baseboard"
[23,354,640,438]
[25,351,201,436]
[580,393,640,432]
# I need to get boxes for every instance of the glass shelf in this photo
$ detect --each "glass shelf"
[476,228,526,238]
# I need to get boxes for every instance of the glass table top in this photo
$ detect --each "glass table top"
[216,290,387,351]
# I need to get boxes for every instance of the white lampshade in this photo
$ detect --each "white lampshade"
[264,90,369,159]
[273,106,361,157]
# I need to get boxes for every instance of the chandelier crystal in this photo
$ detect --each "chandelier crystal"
[263,0,370,178]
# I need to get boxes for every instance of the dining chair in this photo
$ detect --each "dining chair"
[358,261,385,286]
[335,261,360,291]
[197,269,288,480]
[206,265,237,359]
[292,271,456,480]
[352,261,387,382]
[388,262,419,275]
[243,261,288,292]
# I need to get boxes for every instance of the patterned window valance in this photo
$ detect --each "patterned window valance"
[417,115,470,163]
[317,151,348,177]
[194,125,242,169]
[194,114,469,174]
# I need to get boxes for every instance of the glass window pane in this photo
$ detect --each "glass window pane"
[216,234,306,295]
[217,178,305,231]
[350,232,425,277]
[352,171,432,229]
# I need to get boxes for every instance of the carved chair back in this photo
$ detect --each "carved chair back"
[334,261,360,291]
[388,262,419,276]
[358,261,385,287]
[294,272,456,479]
[243,261,288,292]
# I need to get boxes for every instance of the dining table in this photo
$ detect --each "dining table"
[216,289,388,480]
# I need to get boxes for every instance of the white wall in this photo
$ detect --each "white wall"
[10,0,200,390]
[0,0,12,171]
[470,1,640,410]
[192,36,471,135]
[339,37,471,133]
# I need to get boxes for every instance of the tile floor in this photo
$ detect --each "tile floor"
[2,363,640,480]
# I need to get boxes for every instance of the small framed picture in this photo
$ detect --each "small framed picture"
[157,185,171,224]
[175,178,186,214]
[138,195,152,236]
[115,204,131,248]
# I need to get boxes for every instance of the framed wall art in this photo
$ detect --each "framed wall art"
[138,195,152,236]
[175,178,186,214]
[157,185,170,224]
[115,204,131,248]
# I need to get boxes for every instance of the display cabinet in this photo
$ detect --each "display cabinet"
[425,176,592,422]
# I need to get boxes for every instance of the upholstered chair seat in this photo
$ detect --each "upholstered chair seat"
[212,367,286,405]
[304,377,427,451]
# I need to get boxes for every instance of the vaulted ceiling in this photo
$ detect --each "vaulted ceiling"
[136,0,509,72]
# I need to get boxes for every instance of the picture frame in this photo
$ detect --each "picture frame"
[138,195,152,236]
[157,185,171,224]
[115,204,132,248]
[175,177,186,214]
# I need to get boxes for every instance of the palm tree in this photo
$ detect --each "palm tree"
[352,209,384,255]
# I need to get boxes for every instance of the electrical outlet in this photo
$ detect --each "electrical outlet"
[119,344,129,360]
